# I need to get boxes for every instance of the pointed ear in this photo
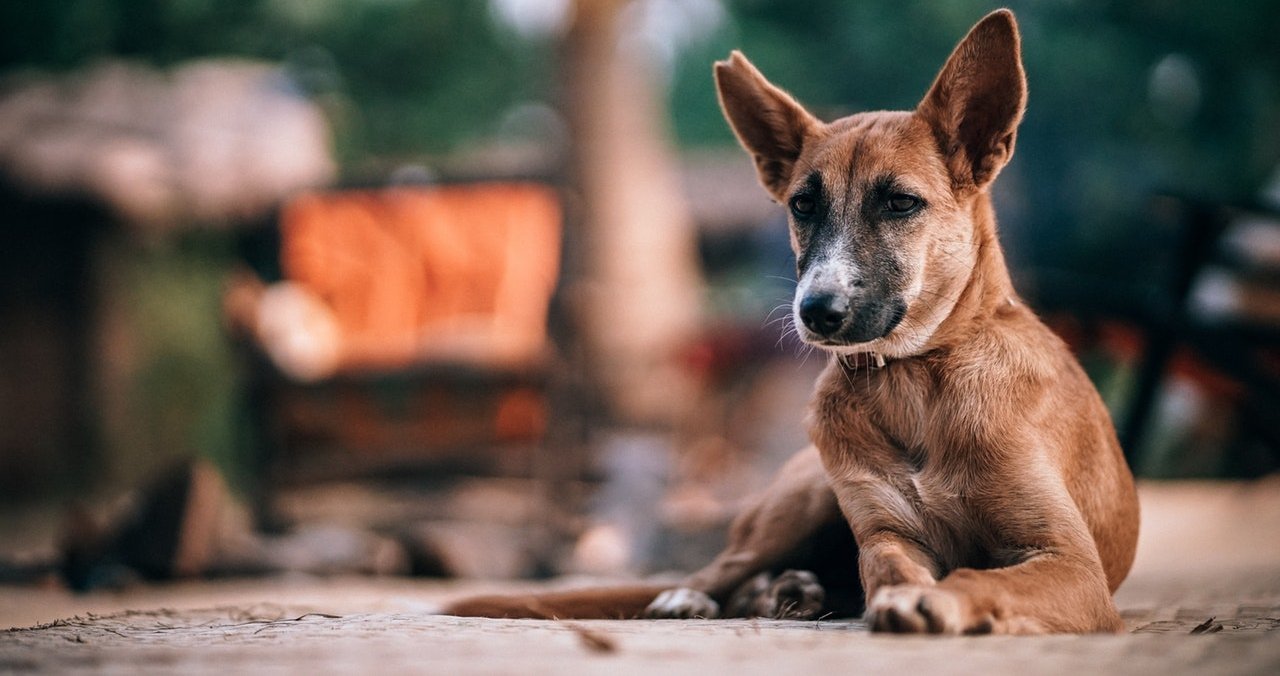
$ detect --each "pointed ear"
[715,51,821,200]
[917,9,1027,191]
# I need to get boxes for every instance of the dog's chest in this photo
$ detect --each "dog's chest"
[855,361,940,452]
[879,461,989,569]
[817,360,992,562]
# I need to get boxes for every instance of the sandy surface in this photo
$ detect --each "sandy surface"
[2,480,1278,674]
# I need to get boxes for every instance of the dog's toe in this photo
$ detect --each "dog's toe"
[644,587,720,619]
[865,585,964,634]
[761,569,825,620]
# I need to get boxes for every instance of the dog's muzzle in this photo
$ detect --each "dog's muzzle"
[797,293,907,345]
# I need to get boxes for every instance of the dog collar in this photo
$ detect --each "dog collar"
[841,351,887,370]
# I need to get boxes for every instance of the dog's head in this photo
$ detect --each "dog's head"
[715,10,1026,358]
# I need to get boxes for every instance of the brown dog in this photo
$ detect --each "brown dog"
[443,9,1139,635]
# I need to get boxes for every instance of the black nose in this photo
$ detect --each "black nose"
[799,294,847,337]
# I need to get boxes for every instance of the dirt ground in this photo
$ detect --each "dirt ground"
[3,480,1279,674]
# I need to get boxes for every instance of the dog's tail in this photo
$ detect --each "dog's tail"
[440,584,671,619]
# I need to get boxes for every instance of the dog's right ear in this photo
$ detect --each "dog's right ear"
[715,51,821,201]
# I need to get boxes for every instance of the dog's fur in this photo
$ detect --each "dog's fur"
[443,9,1139,634]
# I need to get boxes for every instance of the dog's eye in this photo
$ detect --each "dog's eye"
[789,195,816,218]
[885,194,921,215]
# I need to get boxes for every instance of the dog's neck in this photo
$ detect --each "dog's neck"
[839,351,888,371]
[926,193,1018,351]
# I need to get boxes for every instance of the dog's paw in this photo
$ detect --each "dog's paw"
[644,587,720,619]
[759,570,826,620]
[865,585,987,635]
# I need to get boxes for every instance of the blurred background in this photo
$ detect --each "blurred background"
[0,0,1277,589]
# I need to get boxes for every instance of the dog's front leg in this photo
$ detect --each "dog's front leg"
[829,482,949,631]
[864,547,1121,635]
[823,472,942,589]
[852,530,959,633]
[857,532,940,594]
[927,552,1121,635]
[860,477,1123,635]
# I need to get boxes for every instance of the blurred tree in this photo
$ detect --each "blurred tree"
[6,0,1274,235]
[561,0,704,427]
[0,0,555,168]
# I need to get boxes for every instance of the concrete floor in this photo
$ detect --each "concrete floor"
[2,480,1279,674]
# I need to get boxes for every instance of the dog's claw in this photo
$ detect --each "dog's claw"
[644,587,721,619]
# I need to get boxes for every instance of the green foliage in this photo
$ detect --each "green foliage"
[102,234,243,491]
[669,0,1280,275]
[6,0,1274,222]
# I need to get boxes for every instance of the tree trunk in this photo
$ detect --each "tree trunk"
[561,0,705,428]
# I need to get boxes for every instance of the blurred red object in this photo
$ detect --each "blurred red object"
[228,182,565,482]
[278,183,561,373]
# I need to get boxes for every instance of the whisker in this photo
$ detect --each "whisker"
[763,292,797,327]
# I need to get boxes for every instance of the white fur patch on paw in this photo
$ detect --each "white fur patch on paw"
[644,587,720,619]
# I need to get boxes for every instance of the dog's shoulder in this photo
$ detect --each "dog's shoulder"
[941,300,1071,387]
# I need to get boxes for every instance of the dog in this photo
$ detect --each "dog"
[443,9,1140,634]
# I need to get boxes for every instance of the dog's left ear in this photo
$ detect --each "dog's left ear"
[917,9,1027,191]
